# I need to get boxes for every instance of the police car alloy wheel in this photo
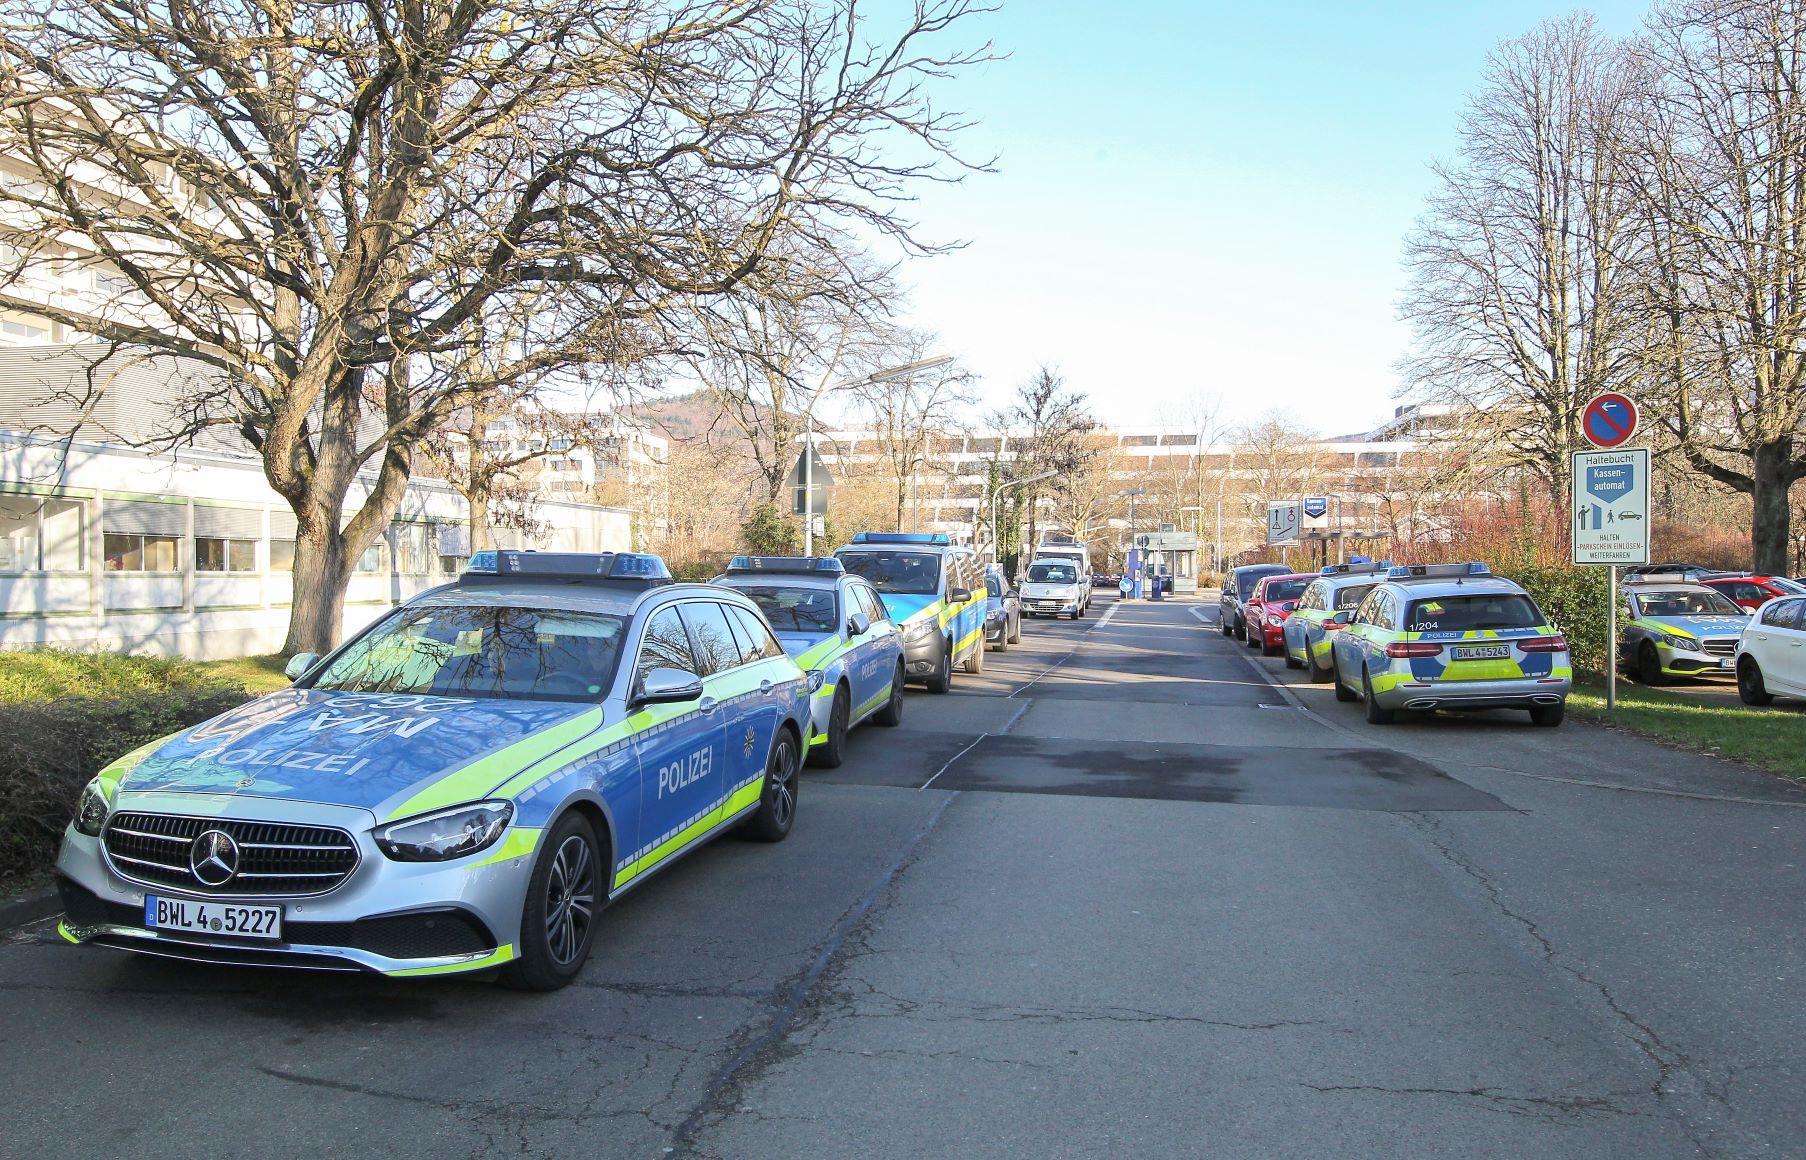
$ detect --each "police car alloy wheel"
[965,637,984,674]
[873,662,905,727]
[742,729,800,843]
[926,639,953,695]
[809,689,850,770]
[503,811,602,992]
[1363,668,1395,724]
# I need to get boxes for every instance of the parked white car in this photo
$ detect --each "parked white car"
[1735,596,1806,705]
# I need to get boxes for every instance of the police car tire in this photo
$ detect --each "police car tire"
[1362,669,1395,725]
[874,663,905,726]
[1008,616,1022,645]
[1233,619,1247,641]
[809,689,850,769]
[1308,653,1333,683]
[1529,702,1565,727]
[1284,649,1304,670]
[966,639,984,673]
[926,640,953,694]
[1637,643,1667,686]
[742,727,800,843]
[502,811,602,992]
[1333,660,1358,701]
[1220,618,1232,637]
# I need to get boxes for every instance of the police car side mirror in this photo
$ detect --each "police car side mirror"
[847,611,871,637]
[283,652,320,682]
[1331,611,1354,626]
[635,667,705,707]
[949,586,972,602]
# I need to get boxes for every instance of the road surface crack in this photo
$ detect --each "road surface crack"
[1303,1083,1646,1123]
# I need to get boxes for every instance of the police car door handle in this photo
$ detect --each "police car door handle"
[758,680,773,694]
[699,696,718,714]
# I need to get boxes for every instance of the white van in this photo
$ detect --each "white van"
[1020,556,1088,619]
[1032,538,1091,609]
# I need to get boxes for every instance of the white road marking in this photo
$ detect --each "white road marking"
[920,733,987,791]
[1095,602,1121,627]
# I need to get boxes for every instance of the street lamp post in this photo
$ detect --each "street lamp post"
[802,354,954,556]
[990,470,1056,571]
[1122,488,1145,595]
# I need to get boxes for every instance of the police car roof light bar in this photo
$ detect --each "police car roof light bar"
[1321,560,1392,576]
[1386,562,1492,580]
[849,532,950,545]
[725,555,846,576]
[460,550,672,586]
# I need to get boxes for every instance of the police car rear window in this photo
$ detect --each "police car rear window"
[1334,583,1376,611]
[736,585,838,634]
[837,550,941,595]
[311,605,627,701]
[1404,594,1542,634]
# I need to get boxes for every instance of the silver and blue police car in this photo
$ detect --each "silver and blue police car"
[712,555,905,768]
[1618,580,1749,685]
[833,532,988,694]
[54,551,812,990]
[1329,563,1571,726]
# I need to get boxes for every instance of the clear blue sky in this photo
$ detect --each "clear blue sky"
[883,0,1651,439]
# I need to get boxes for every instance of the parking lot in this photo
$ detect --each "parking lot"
[6,594,1806,1158]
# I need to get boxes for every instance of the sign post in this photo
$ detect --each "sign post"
[1573,446,1650,710]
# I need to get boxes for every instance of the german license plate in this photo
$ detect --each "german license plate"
[1452,644,1511,661]
[145,895,281,940]
[1719,658,1734,670]
[1037,602,1058,610]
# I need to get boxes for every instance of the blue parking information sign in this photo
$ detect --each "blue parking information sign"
[1572,448,1650,565]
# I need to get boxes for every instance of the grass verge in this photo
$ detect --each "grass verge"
[193,653,293,695]
[1569,680,1806,780]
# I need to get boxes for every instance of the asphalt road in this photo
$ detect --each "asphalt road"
[4,595,1806,1158]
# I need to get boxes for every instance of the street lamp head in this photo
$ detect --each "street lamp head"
[863,354,955,385]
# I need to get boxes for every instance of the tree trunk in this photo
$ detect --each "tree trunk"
[283,522,356,656]
[468,488,491,553]
[1752,438,1794,575]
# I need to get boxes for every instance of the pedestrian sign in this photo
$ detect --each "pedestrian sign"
[1266,501,1300,545]
[1572,448,1649,565]
[1582,393,1638,449]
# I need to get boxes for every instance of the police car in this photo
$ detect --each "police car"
[1329,563,1570,726]
[1618,580,1748,685]
[1281,561,1390,681]
[712,555,905,767]
[833,532,987,694]
[53,551,812,990]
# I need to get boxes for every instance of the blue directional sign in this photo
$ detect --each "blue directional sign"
[1584,461,1635,503]
[1302,497,1329,519]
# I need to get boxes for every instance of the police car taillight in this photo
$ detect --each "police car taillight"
[1519,635,1568,653]
[1385,641,1444,658]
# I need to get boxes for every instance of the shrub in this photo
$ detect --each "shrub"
[1513,563,1611,676]
[0,681,251,886]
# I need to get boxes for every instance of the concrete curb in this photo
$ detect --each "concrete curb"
[0,885,59,932]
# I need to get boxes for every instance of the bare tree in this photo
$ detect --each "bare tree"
[1628,0,1806,572]
[1401,14,1643,525]
[0,0,993,651]
[989,366,1096,568]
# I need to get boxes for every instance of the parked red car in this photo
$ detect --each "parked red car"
[1243,572,1318,657]
[1699,574,1806,611]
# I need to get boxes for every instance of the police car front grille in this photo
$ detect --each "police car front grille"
[1701,638,1736,657]
[101,813,359,896]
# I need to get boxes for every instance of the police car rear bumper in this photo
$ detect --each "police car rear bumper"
[52,794,534,977]
[1377,675,1571,713]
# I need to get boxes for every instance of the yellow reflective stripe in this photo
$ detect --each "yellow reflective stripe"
[385,943,517,977]
[812,681,838,701]
[612,777,764,889]
[488,702,690,802]
[954,626,984,655]
[468,826,542,869]
[796,637,840,668]
[390,708,604,820]
[56,921,79,944]
[855,686,889,716]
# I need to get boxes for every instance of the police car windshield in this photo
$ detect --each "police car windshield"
[737,585,838,634]
[1335,583,1376,611]
[1027,563,1077,584]
[1405,594,1542,633]
[837,550,941,595]
[1640,590,1744,617]
[310,605,627,702]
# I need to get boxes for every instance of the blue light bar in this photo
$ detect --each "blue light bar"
[850,532,950,545]
[461,550,672,583]
[1387,562,1491,580]
[725,556,845,576]
[1321,560,1391,577]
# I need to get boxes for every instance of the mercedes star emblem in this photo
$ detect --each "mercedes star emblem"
[189,829,240,887]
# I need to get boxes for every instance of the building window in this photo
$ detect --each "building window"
[269,539,296,572]
[439,555,467,575]
[104,533,179,572]
[1,318,50,341]
[0,495,84,571]
[195,537,257,572]
[355,543,385,573]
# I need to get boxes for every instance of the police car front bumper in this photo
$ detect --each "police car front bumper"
[52,791,534,977]
[1656,642,1736,677]
[1374,674,1571,714]
[900,630,945,676]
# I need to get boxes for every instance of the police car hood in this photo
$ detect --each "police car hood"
[878,593,941,624]
[1646,613,1748,638]
[112,689,601,816]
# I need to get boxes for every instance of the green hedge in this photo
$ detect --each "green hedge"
[1513,564,1611,676]
[0,683,251,886]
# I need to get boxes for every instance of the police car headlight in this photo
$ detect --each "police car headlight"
[806,669,826,694]
[375,801,514,862]
[73,778,111,837]
[1661,634,1695,651]
[904,618,938,642]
